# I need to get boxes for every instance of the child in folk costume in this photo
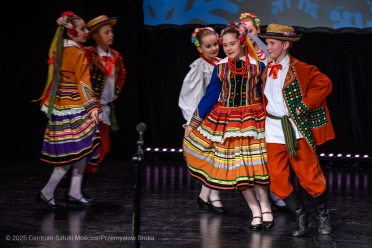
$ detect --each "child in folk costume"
[239,12,267,62]
[183,21,274,230]
[259,23,335,236]
[179,27,224,214]
[83,15,127,185]
[56,15,126,200]
[35,11,101,209]
[240,12,287,210]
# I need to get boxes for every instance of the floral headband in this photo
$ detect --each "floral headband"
[56,11,78,37]
[190,27,217,47]
[239,12,260,28]
[219,21,248,45]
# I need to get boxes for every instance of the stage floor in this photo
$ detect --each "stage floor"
[1,158,371,248]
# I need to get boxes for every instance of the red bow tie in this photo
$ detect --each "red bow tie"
[101,55,116,77]
[267,63,282,79]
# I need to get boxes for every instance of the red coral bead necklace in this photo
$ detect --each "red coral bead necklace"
[228,53,250,75]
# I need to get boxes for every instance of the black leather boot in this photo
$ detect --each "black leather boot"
[283,191,311,237]
[310,192,332,235]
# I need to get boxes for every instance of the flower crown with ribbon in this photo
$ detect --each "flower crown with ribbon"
[239,12,260,28]
[190,27,218,47]
[219,21,248,45]
[219,21,259,61]
[56,11,78,37]
[33,10,81,118]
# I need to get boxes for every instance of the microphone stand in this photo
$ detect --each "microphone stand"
[132,123,146,248]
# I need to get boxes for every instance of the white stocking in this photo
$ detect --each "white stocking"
[68,158,88,202]
[199,185,211,202]
[254,185,273,221]
[270,191,286,207]
[41,164,72,204]
[242,188,262,224]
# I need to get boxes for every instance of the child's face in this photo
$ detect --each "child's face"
[242,19,260,44]
[265,38,288,62]
[95,24,114,47]
[73,19,88,43]
[222,33,244,60]
[196,34,219,61]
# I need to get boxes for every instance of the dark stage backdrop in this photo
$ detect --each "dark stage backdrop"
[2,1,372,162]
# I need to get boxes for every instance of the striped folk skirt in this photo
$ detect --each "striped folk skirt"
[183,104,269,191]
[40,81,101,167]
[40,111,101,167]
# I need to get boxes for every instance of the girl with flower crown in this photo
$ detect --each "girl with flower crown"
[178,27,224,214]
[35,11,101,209]
[239,12,268,62]
[57,15,128,201]
[183,21,274,230]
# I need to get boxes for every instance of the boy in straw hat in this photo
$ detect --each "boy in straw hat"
[258,23,335,236]
[82,15,127,192]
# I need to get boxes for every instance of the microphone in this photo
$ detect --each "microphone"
[132,122,146,245]
[136,123,146,143]
[136,122,146,134]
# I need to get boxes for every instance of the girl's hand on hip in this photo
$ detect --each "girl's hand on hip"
[184,125,193,137]
[91,110,99,124]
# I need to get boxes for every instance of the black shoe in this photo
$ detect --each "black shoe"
[36,191,63,209]
[249,216,262,231]
[269,194,289,212]
[208,199,225,214]
[65,190,94,203]
[82,191,94,202]
[270,199,290,212]
[67,195,94,207]
[197,196,210,209]
[262,212,275,229]
[272,203,290,212]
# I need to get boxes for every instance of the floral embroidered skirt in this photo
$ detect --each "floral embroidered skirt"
[183,104,269,191]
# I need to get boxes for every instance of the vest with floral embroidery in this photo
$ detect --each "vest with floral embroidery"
[283,65,329,150]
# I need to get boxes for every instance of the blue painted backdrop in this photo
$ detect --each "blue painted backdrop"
[144,0,372,29]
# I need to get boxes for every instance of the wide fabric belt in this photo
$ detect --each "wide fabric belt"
[266,112,298,156]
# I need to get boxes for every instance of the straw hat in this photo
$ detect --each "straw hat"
[86,15,117,37]
[258,23,302,42]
